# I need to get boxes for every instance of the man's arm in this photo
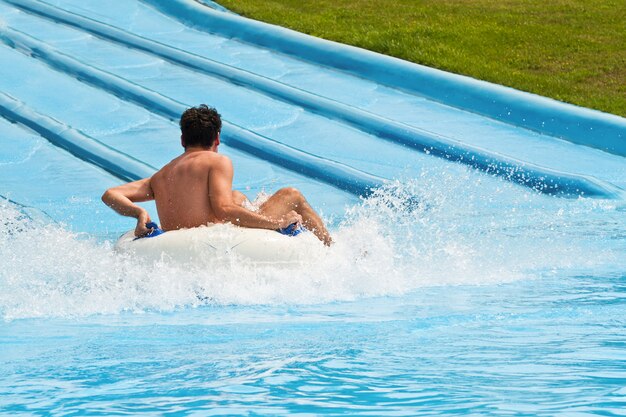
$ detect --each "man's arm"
[102,178,154,237]
[209,156,301,230]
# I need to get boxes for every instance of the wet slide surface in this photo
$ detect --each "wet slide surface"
[1,0,625,221]
[1,1,625,415]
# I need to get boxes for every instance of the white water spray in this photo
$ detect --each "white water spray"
[1,169,623,320]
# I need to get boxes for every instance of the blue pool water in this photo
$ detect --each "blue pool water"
[2,178,625,415]
[1,0,625,415]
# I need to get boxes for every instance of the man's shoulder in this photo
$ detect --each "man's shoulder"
[188,152,233,175]
[206,152,231,166]
[155,152,232,176]
[186,151,230,164]
[210,154,234,175]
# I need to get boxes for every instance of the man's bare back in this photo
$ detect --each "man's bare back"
[151,150,225,230]
[102,105,332,245]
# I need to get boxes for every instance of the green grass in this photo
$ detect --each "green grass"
[217,0,626,117]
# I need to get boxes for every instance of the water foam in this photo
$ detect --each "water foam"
[1,170,624,320]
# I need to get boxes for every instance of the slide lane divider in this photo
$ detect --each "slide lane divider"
[0,92,156,182]
[196,0,230,13]
[0,193,55,224]
[2,0,623,199]
[0,26,384,196]
[142,0,626,157]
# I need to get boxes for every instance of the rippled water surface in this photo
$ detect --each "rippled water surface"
[2,177,625,416]
[0,1,624,414]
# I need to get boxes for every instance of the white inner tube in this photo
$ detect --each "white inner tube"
[115,223,324,266]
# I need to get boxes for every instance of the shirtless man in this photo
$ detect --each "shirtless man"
[102,104,332,245]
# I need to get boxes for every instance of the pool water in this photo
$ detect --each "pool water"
[1,0,625,415]
[2,176,625,415]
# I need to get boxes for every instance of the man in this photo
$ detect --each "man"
[102,104,333,245]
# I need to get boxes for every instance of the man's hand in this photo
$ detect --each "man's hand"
[276,210,302,230]
[102,178,156,236]
[134,210,152,237]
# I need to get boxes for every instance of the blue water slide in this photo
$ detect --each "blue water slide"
[0,0,624,236]
[144,0,626,157]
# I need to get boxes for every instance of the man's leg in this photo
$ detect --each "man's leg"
[258,187,332,245]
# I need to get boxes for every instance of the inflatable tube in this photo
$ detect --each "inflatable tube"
[114,224,324,266]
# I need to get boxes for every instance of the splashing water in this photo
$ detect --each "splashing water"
[1,170,624,321]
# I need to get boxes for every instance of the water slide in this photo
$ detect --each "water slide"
[1,0,625,235]
[2,2,626,414]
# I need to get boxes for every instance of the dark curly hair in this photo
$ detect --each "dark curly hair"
[179,105,222,149]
